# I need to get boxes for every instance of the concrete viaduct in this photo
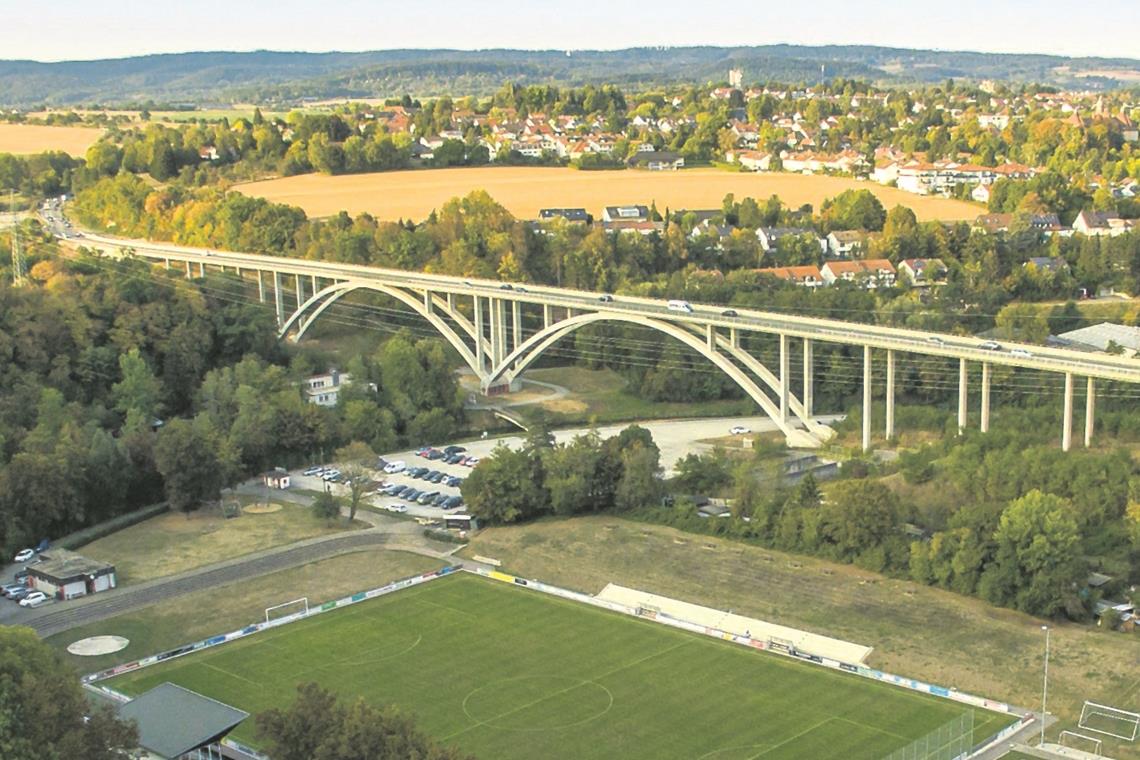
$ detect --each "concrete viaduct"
[78,232,1140,452]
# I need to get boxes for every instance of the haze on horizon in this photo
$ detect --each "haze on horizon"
[2,0,1138,63]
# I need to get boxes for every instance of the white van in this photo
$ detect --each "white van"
[667,300,694,313]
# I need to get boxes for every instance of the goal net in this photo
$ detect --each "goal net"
[265,597,309,624]
[880,711,974,760]
[1059,730,1102,755]
[1079,701,1140,742]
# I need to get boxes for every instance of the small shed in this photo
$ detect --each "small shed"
[117,682,249,760]
[263,468,291,489]
[28,549,116,600]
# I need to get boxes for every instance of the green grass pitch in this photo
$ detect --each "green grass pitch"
[104,573,1014,759]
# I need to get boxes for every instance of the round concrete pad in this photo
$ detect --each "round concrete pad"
[243,503,283,514]
[68,635,129,656]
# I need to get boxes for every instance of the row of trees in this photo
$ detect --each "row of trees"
[460,423,664,524]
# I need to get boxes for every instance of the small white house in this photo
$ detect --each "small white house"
[28,549,117,601]
[304,369,353,407]
[263,469,291,489]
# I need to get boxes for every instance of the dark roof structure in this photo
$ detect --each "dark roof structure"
[30,549,115,585]
[118,682,248,759]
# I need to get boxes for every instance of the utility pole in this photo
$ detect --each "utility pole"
[8,189,26,286]
[1040,625,1050,746]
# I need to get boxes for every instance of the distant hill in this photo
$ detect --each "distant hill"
[2,45,1139,107]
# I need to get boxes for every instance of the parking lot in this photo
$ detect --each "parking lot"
[292,444,481,520]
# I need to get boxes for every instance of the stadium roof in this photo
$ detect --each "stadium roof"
[117,682,248,759]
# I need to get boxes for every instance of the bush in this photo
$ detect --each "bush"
[59,502,169,550]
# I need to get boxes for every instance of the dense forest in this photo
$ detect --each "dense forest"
[0,226,464,553]
[2,45,1140,105]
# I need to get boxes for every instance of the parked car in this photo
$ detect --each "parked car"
[386,504,408,514]
[8,587,32,601]
[418,491,440,505]
[19,591,48,607]
[432,493,449,507]
[443,445,466,455]
[426,449,445,461]
[322,470,342,482]
[2,583,26,598]
[302,466,323,476]
[429,472,446,484]
[403,489,421,501]
[375,458,388,470]
[442,496,464,510]
[446,476,462,487]
[464,457,480,467]
[383,461,406,474]
[388,485,408,497]
[13,548,35,563]
[729,426,750,435]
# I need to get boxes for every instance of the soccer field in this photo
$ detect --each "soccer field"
[104,573,1013,759]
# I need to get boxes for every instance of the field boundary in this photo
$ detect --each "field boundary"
[81,563,1033,759]
[465,566,1033,758]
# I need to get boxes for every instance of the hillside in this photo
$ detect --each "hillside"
[2,45,1139,106]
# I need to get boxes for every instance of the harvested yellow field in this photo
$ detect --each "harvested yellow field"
[0,124,103,157]
[234,167,981,223]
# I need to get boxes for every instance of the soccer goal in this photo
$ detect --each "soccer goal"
[265,597,309,624]
[1079,700,1140,742]
[1059,730,1102,755]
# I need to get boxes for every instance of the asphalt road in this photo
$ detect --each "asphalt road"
[6,531,407,638]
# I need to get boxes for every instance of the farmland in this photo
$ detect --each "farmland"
[233,166,981,223]
[104,572,1012,759]
[0,123,103,156]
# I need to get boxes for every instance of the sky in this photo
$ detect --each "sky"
[3,0,1138,62]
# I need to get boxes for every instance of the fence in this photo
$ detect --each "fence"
[880,712,974,760]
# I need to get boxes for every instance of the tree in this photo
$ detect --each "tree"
[153,417,224,513]
[615,441,662,510]
[312,490,341,525]
[112,347,162,421]
[979,490,1085,618]
[0,627,137,759]
[460,444,548,523]
[257,682,473,760]
[333,441,375,523]
[673,448,732,495]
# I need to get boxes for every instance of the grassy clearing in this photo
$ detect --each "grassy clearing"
[0,124,103,156]
[47,550,443,674]
[233,166,981,223]
[79,499,366,584]
[460,516,1140,759]
[103,572,1010,758]
[524,366,754,424]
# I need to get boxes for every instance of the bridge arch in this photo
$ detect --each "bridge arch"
[280,280,480,373]
[489,311,820,445]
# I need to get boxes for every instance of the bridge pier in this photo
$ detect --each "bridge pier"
[706,325,716,352]
[730,327,740,349]
[311,275,318,298]
[1085,377,1095,448]
[198,261,205,278]
[885,349,895,440]
[512,301,521,357]
[185,261,192,279]
[862,345,872,453]
[273,272,284,328]
[257,271,265,302]
[1062,372,1074,452]
[779,334,789,422]
[957,358,968,435]
[295,274,303,307]
[474,296,486,374]
[543,304,552,329]
[981,362,991,433]
[803,339,813,419]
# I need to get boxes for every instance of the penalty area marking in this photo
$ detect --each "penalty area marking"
[458,675,614,734]
[68,635,129,656]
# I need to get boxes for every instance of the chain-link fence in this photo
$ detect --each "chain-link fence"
[881,711,974,760]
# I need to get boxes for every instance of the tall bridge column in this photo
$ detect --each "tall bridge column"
[198,261,205,278]
[802,338,813,419]
[311,275,318,297]
[273,272,285,328]
[512,301,522,355]
[981,362,991,433]
[543,304,552,329]
[779,334,789,422]
[1062,372,1074,452]
[185,261,192,279]
[257,271,265,303]
[473,296,486,374]
[1085,377,1095,448]
[294,274,303,307]
[957,358,968,435]
[862,345,872,453]
[885,349,895,440]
